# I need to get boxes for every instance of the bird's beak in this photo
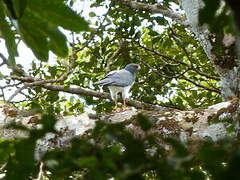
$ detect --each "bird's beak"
[137,66,141,71]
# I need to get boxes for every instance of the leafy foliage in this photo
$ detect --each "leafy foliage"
[0,0,88,63]
[0,2,18,66]
[1,114,240,179]
[0,112,57,180]
[199,0,234,34]
[1,0,222,112]
[0,0,239,179]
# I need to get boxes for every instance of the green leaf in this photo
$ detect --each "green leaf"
[0,2,17,65]
[136,113,152,131]
[12,0,88,60]
[2,0,87,61]
[199,0,220,25]
[2,0,17,19]
[5,122,30,131]
[75,157,98,167]
[46,91,60,103]
[49,66,57,77]
[165,138,189,157]
[155,17,168,25]
[12,0,27,18]
[41,113,57,133]
[0,139,14,164]
[89,12,96,17]
[28,0,89,32]
[24,10,68,59]
[152,36,161,44]
[18,17,49,61]
[29,101,42,112]
[149,30,159,36]
[47,27,68,57]
[6,139,36,180]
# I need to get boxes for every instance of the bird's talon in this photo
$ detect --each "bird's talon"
[112,105,131,112]
[112,107,123,112]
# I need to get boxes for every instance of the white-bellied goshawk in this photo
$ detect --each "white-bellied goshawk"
[94,63,140,108]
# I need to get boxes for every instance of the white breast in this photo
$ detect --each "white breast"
[108,84,133,100]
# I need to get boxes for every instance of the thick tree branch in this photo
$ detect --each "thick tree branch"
[0,99,237,156]
[11,76,171,112]
[114,0,189,26]
[41,84,171,112]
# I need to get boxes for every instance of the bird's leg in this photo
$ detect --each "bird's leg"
[114,99,118,109]
[123,99,132,111]
[123,99,126,108]
[113,99,123,112]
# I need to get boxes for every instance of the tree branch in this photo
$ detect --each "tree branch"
[0,53,7,67]
[168,26,220,81]
[11,76,171,112]
[0,53,26,75]
[137,56,190,80]
[182,75,220,94]
[41,84,171,112]
[114,0,189,26]
[6,85,27,103]
[0,87,6,102]
[34,162,44,180]
[136,41,220,81]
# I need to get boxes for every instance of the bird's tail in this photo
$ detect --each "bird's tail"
[93,79,111,86]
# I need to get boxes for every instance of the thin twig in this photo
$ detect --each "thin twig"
[137,40,220,80]
[0,87,6,102]
[182,75,220,94]
[137,56,190,79]
[0,162,6,171]
[6,85,28,103]
[35,162,44,180]
[0,53,7,67]
[0,52,25,75]
[136,51,220,94]
[168,26,220,81]
[75,3,113,52]
[0,82,22,89]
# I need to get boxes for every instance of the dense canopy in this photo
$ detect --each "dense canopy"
[0,0,240,179]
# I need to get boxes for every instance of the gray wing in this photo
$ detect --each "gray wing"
[94,69,134,87]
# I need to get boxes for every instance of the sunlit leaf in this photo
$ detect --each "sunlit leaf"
[28,0,89,32]
[0,2,17,65]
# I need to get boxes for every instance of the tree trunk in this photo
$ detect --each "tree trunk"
[180,0,240,99]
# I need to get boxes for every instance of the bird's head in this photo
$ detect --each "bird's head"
[124,63,141,73]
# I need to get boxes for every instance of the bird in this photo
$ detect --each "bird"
[94,63,140,109]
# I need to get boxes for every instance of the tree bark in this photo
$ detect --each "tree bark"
[179,0,240,100]
[0,99,238,159]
